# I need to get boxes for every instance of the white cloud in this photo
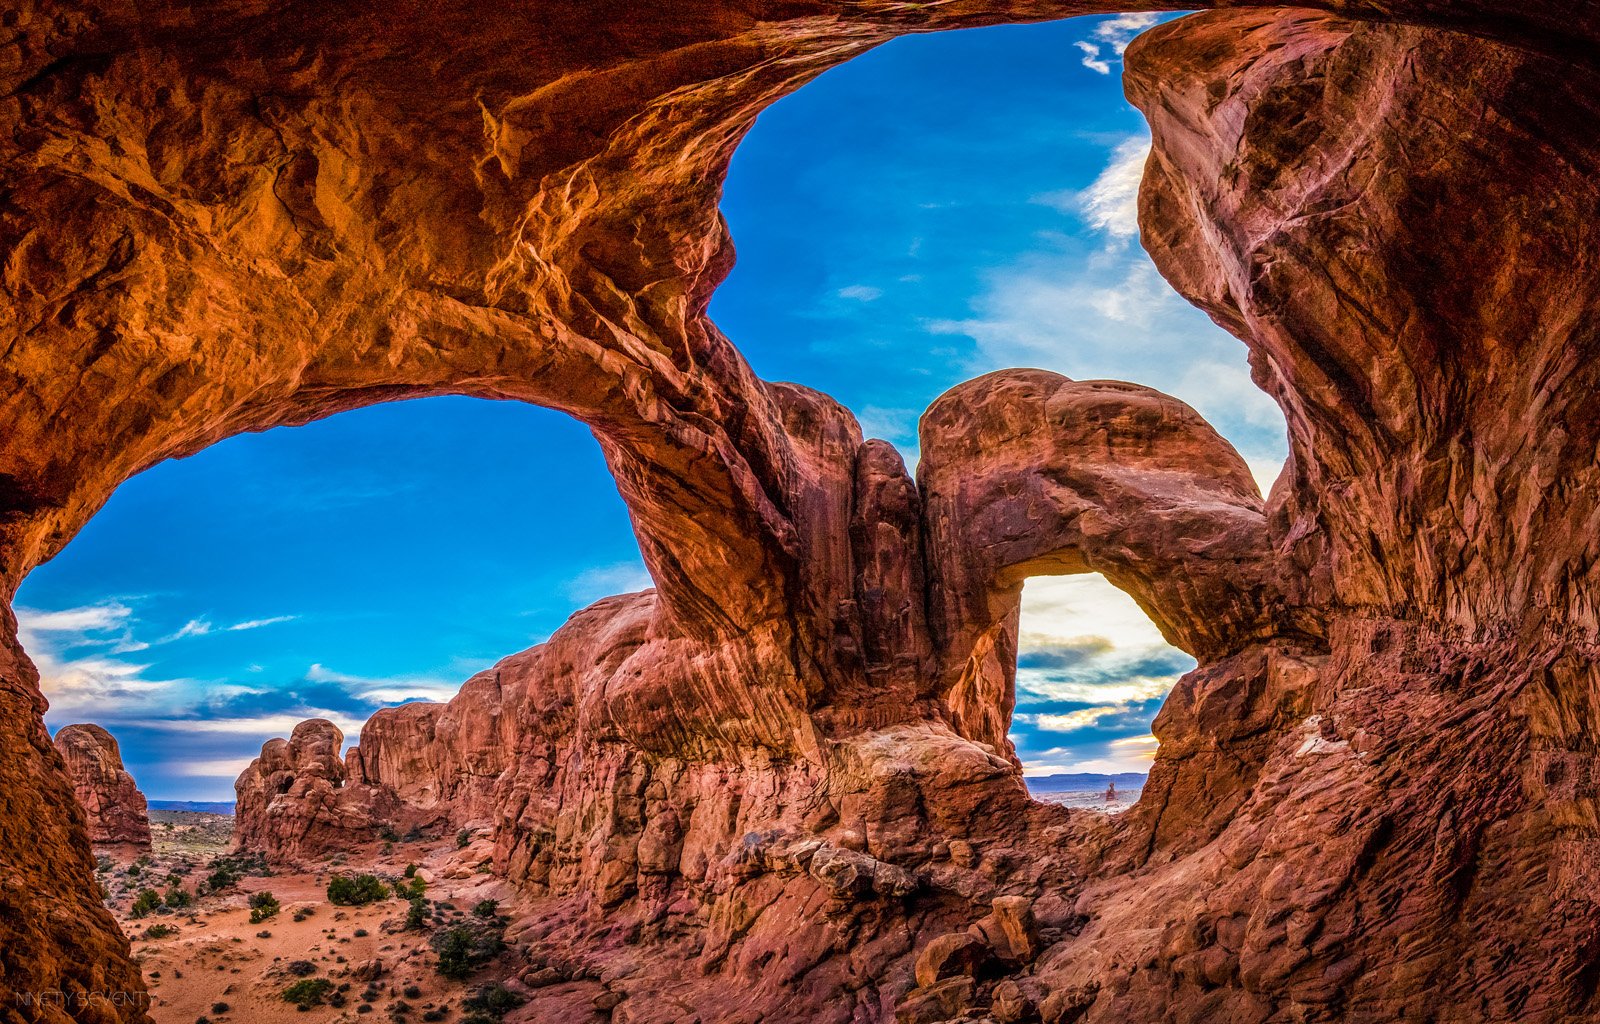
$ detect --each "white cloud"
[1013,575,1193,707]
[355,684,461,704]
[855,405,920,444]
[1074,41,1111,75]
[228,615,296,632]
[306,663,459,705]
[1073,136,1149,239]
[18,603,133,633]
[1111,734,1159,751]
[563,561,654,604]
[838,284,883,302]
[172,756,258,778]
[165,618,212,641]
[1093,13,1161,53]
[1015,705,1126,732]
[16,603,190,721]
[925,133,1289,482]
[1022,752,1154,776]
[1246,456,1285,497]
[124,711,369,738]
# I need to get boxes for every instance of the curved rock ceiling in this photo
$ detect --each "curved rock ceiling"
[2,1,1597,1021]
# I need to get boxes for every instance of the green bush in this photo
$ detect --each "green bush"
[143,924,178,939]
[456,828,472,849]
[463,983,524,1019]
[327,873,390,906]
[129,888,163,919]
[376,824,400,843]
[431,921,505,980]
[165,885,194,909]
[281,979,334,1008]
[471,899,498,920]
[248,890,281,923]
[405,896,428,932]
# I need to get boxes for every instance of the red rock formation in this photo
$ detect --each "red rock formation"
[53,724,152,855]
[233,719,403,861]
[3,1,1598,1022]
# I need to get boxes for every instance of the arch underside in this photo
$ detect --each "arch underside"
[3,1,1599,1021]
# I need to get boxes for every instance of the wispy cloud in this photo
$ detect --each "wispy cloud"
[837,284,883,302]
[228,615,297,632]
[563,560,653,605]
[927,134,1287,485]
[1035,136,1147,240]
[1016,705,1128,732]
[1073,13,1161,75]
[173,756,259,778]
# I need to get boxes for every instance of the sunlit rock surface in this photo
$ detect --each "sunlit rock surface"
[53,724,152,855]
[3,0,1598,1021]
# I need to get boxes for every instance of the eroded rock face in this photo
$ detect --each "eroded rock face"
[53,724,151,854]
[233,718,408,862]
[3,1,1597,1022]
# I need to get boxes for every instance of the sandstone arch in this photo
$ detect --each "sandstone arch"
[3,1,1598,1021]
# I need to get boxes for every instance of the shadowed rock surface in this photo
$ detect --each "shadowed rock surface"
[53,724,152,854]
[3,1,1598,1021]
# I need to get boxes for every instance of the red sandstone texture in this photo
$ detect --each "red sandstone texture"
[53,724,152,854]
[4,1,1599,1022]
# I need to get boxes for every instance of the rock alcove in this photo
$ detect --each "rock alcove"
[4,2,1600,1022]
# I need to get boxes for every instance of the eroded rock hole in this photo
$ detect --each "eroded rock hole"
[1011,574,1195,811]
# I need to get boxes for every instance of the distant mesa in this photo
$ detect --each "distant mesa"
[148,800,236,816]
[53,724,152,855]
[1024,772,1148,793]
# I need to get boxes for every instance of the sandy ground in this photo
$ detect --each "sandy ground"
[101,815,516,1024]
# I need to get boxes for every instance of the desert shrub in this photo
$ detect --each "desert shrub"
[201,853,268,894]
[471,899,498,920]
[211,1003,229,1014]
[353,928,369,938]
[327,873,390,906]
[431,921,505,980]
[249,890,281,923]
[405,897,429,931]
[403,863,417,878]
[286,960,317,977]
[376,824,400,843]
[143,924,178,939]
[165,885,194,909]
[456,829,472,849]
[281,979,334,1008]
[96,855,113,873]
[402,985,422,999]
[463,982,524,1019]
[129,888,163,918]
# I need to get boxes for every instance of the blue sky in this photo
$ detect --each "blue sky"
[16,12,1285,799]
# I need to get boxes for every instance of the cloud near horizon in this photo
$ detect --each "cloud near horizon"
[16,599,470,799]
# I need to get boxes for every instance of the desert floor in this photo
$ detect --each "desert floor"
[103,813,538,1024]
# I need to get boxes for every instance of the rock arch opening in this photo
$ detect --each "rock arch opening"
[17,397,648,805]
[1010,573,1194,808]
